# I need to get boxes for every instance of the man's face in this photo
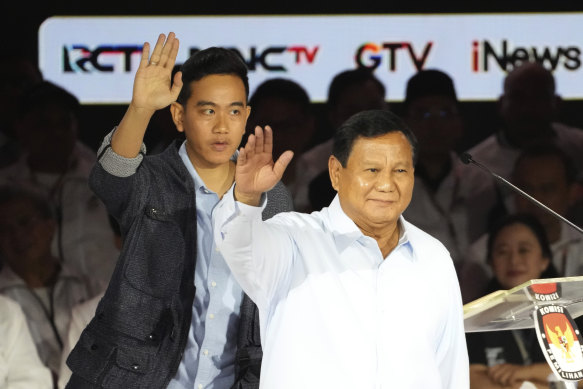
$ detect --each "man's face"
[171,74,250,169]
[513,155,572,227]
[0,199,55,266]
[329,131,415,233]
[499,74,556,140]
[405,95,462,157]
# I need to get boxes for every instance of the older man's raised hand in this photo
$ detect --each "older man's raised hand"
[234,126,294,206]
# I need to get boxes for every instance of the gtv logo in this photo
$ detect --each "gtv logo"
[189,46,319,71]
[355,42,433,71]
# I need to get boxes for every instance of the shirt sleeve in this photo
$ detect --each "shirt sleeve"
[213,186,295,312]
[1,297,53,389]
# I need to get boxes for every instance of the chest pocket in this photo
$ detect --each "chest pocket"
[124,207,186,298]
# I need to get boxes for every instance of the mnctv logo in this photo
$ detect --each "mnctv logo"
[355,42,433,71]
[472,40,581,72]
[190,46,319,71]
[62,44,319,73]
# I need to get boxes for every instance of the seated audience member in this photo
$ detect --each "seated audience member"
[0,81,118,295]
[57,215,122,389]
[0,53,43,168]
[0,185,91,382]
[461,142,583,303]
[466,213,565,388]
[246,78,315,192]
[294,68,389,212]
[465,61,583,228]
[0,294,52,388]
[401,69,483,268]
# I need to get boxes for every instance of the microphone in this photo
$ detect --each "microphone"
[459,152,583,235]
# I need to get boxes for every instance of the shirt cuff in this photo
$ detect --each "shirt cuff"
[97,127,147,177]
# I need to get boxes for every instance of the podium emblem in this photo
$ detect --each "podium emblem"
[535,305,583,381]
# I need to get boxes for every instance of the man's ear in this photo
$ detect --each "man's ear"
[328,155,342,192]
[170,102,185,133]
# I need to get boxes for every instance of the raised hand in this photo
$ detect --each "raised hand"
[131,32,183,113]
[234,126,293,206]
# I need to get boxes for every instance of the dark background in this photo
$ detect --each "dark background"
[4,2,583,153]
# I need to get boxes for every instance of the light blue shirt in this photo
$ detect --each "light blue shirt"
[168,142,243,389]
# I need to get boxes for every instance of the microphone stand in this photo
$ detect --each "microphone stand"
[459,152,583,235]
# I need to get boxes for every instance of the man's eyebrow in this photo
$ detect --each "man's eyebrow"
[195,101,246,107]
[196,100,216,107]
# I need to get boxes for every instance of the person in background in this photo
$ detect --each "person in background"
[460,142,583,303]
[0,294,53,389]
[246,77,315,192]
[402,69,477,269]
[466,213,572,389]
[0,53,43,169]
[0,185,91,385]
[0,80,118,296]
[464,61,583,236]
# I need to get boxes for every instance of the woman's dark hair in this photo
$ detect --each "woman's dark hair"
[176,47,249,105]
[332,109,418,167]
[486,213,553,263]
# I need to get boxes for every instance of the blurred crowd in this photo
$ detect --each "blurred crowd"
[1,50,582,389]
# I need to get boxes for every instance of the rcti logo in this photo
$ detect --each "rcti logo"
[62,44,319,73]
[471,40,581,72]
[63,45,143,72]
[355,42,433,71]
[189,46,319,71]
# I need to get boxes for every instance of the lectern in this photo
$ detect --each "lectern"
[464,276,583,388]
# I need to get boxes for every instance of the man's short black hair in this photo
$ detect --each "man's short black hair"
[403,69,457,112]
[327,68,385,108]
[17,80,80,119]
[176,47,249,105]
[486,212,553,263]
[249,78,311,114]
[332,109,418,167]
[0,185,54,221]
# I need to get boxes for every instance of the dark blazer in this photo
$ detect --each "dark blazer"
[66,138,293,388]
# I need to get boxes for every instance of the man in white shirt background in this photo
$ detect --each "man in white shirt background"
[213,109,469,388]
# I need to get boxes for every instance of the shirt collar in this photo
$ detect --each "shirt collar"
[326,194,415,259]
[178,141,238,192]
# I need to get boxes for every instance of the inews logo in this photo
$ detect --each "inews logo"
[471,40,581,72]
[61,45,320,73]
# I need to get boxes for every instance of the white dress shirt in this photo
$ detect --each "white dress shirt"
[0,295,52,389]
[214,190,469,389]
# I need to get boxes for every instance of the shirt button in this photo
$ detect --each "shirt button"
[203,349,209,356]
[209,313,215,319]
[198,385,203,389]
[215,247,220,252]
[211,281,217,287]
[203,189,210,194]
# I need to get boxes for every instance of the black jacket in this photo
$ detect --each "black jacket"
[66,137,293,388]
